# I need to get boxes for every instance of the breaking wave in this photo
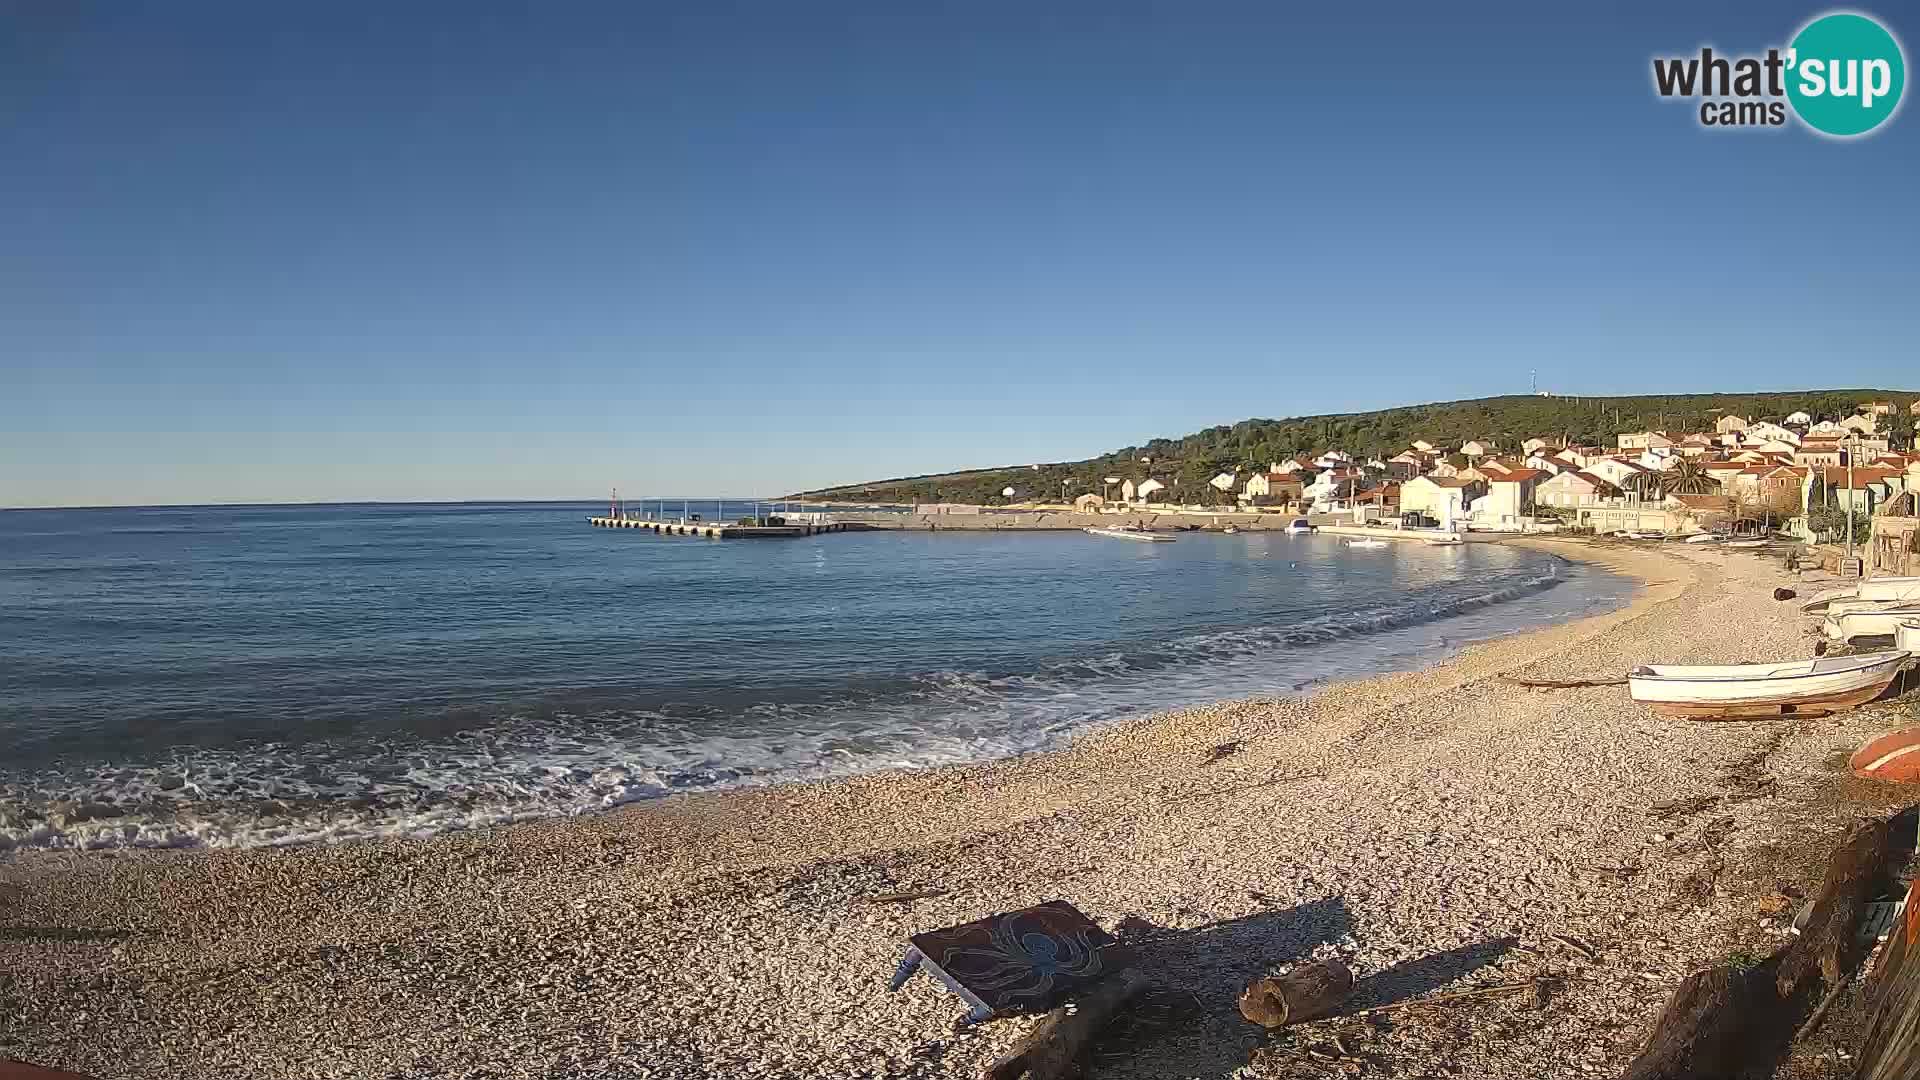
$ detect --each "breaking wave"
[0,558,1628,852]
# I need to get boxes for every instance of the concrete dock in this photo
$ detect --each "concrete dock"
[587,516,863,538]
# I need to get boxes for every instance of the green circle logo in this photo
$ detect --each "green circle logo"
[1786,12,1906,136]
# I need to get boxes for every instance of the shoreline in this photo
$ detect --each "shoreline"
[6,539,1906,1079]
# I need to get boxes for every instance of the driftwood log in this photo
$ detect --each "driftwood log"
[1619,817,1898,1080]
[1852,877,1920,1080]
[983,967,1146,1080]
[1238,960,1354,1028]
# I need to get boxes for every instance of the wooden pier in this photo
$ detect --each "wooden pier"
[587,516,860,539]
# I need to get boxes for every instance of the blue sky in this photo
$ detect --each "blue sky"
[4,2,1916,507]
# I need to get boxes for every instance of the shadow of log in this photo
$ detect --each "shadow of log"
[1116,896,1353,1008]
[1343,936,1520,1011]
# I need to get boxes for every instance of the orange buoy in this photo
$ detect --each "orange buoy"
[1851,727,1920,784]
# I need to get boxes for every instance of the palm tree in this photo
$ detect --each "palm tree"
[1662,457,1718,496]
[1624,470,1664,503]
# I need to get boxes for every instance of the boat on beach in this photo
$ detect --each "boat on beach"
[1802,577,1920,613]
[1683,533,1720,544]
[1822,604,1920,643]
[1628,651,1913,719]
[1424,534,1464,546]
[1899,621,1920,654]
[1084,525,1174,543]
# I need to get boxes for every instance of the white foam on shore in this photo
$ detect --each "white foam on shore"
[1,561,1634,853]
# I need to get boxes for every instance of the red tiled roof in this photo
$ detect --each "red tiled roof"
[1492,467,1546,483]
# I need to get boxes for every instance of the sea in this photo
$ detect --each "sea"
[0,502,1637,852]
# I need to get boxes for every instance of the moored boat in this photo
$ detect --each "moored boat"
[1346,538,1388,549]
[1284,518,1314,535]
[1425,534,1465,546]
[1084,525,1175,543]
[1628,651,1912,719]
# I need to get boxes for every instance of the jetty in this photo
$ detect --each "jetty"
[587,516,862,539]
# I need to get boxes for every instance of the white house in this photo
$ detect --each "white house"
[1745,421,1800,446]
[1584,457,1654,490]
[1714,415,1749,434]
[1428,459,1461,478]
[1468,468,1546,530]
[1133,478,1166,503]
[1410,440,1437,454]
[1536,470,1622,508]
[1120,479,1138,502]
[1399,475,1484,524]
[1524,452,1565,475]
[1313,450,1353,469]
[1786,410,1812,426]
[1617,432,1676,452]
[1304,469,1366,510]
[1460,439,1497,459]
[1809,419,1850,438]
[1842,413,1880,434]
[1522,437,1551,455]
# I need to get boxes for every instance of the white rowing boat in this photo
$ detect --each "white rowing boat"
[1628,651,1912,719]
[1346,538,1389,549]
[1425,534,1465,547]
[1684,533,1720,544]
[1084,526,1174,543]
[1823,604,1920,643]
[1802,577,1920,613]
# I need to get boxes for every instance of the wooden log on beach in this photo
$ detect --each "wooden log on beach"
[1851,876,1920,1080]
[1238,960,1354,1028]
[1618,816,1899,1080]
[1776,817,1894,997]
[983,967,1147,1080]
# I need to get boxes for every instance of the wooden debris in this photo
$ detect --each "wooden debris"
[1775,817,1893,996]
[867,887,948,904]
[1238,961,1354,1028]
[1505,675,1629,689]
[1648,795,1719,821]
[1853,878,1920,1080]
[1617,814,1901,1080]
[984,967,1146,1080]
[1553,934,1598,962]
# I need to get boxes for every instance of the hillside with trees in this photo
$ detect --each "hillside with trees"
[792,389,1917,505]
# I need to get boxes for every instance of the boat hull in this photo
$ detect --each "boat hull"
[1824,607,1920,642]
[1629,653,1912,720]
[1851,727,1920,784]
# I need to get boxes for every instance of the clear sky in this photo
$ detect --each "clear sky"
[4,2,1916,507]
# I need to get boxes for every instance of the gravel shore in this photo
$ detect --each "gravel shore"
[5,540,1914,1080]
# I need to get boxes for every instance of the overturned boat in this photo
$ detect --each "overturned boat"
[1628,651,1913,720]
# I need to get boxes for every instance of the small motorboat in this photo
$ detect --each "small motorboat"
[1221,525,1239,535]
[1085,525,1175,543]
[1284,518,1314,535]
[1628,651,1913,719]
[1823,604,1920,643]
[1346,538,1389,550]
[1425,533,1465,547]
[1802,577,1920,613]
[1684,533,1721,544]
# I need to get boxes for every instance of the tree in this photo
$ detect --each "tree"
[1662,457,1717,496]
[1624,470,1664,502]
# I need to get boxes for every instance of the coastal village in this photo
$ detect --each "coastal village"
[1040,398,1920,569]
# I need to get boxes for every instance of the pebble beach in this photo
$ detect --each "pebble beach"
[4,539,1914,1080]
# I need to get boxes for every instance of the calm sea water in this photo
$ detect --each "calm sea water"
[0,502,1635,851]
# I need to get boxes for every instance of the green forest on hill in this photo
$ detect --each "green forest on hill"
[793,389,1918,506]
